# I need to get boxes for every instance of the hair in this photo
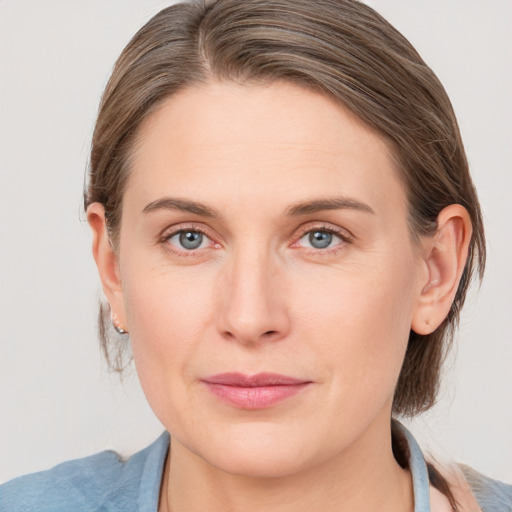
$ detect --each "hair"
[85,0,485,418]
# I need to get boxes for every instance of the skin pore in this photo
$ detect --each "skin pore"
[88,81,472,512]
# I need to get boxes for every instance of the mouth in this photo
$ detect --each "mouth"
[201,372,313,409]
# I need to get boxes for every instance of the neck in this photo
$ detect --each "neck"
[159,416,414,512]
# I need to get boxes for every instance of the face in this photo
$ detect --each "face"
[108,81,428,477]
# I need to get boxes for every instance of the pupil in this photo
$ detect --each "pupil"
[180,231,202,249]
[309,231,332,249]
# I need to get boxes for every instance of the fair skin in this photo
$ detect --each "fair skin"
[88,81,472,512]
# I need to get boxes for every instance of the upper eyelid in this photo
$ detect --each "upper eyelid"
[160,223,213,240]
[294,222,354,240]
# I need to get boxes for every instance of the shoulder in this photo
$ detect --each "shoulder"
[458,464,512,512]
[0,450,124,512]
[393,421,511,512]
[433,462,512,512]
[0,432,169,512]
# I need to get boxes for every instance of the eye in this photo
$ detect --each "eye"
[167,230,210,251]
[297,228,345,250]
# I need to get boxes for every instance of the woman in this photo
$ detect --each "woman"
[1,0,510,511]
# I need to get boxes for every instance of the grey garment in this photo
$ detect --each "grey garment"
[1,424,511,511]
[0,431,169,512]
[397,421,512,512]
[395,422,431,512]
[460,464,512,512]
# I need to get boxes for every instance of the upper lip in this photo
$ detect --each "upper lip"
[202,372,311,387]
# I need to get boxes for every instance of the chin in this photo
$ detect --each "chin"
[209,446,310,479]
[189,422,318,479]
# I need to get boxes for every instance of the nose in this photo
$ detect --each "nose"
[216,247,291,346]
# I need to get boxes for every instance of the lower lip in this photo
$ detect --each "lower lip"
[203,382,310,409]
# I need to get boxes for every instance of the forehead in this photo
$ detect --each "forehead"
[126,80,406,218]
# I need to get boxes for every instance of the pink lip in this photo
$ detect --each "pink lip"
[201,372,312,409]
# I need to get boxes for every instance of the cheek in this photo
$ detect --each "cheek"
[295,254,417,400]
[124,258,216,341]
[121,264,217,420]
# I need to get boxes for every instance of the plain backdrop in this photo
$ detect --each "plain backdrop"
[0,0,511,484]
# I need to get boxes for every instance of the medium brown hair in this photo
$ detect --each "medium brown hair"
[85,0,485,418]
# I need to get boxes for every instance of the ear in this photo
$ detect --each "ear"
[87,203,127,332]
[411,204,472,335]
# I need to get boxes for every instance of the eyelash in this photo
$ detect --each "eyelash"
[159,222,353,257]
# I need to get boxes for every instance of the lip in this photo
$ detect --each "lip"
[201,372,312,409]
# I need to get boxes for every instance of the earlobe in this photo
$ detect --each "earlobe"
[411,205,472,335]
[87,203,127,330]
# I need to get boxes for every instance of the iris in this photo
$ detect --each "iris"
[309,231,332,249]
[179,231,203,250]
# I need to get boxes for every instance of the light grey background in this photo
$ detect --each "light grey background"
[0,0,510,484]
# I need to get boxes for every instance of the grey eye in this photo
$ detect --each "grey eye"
[179,231,204,250]
[308,231,333,249]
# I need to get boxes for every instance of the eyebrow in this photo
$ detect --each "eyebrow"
[142,197,219,218]
[286,196,375,216]
[142,195,375,218]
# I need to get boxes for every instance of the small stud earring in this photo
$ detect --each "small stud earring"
[112,313,128,335]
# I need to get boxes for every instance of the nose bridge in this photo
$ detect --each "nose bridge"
[217,241,289,344]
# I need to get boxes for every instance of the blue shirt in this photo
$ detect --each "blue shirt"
[1,424,511,511]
